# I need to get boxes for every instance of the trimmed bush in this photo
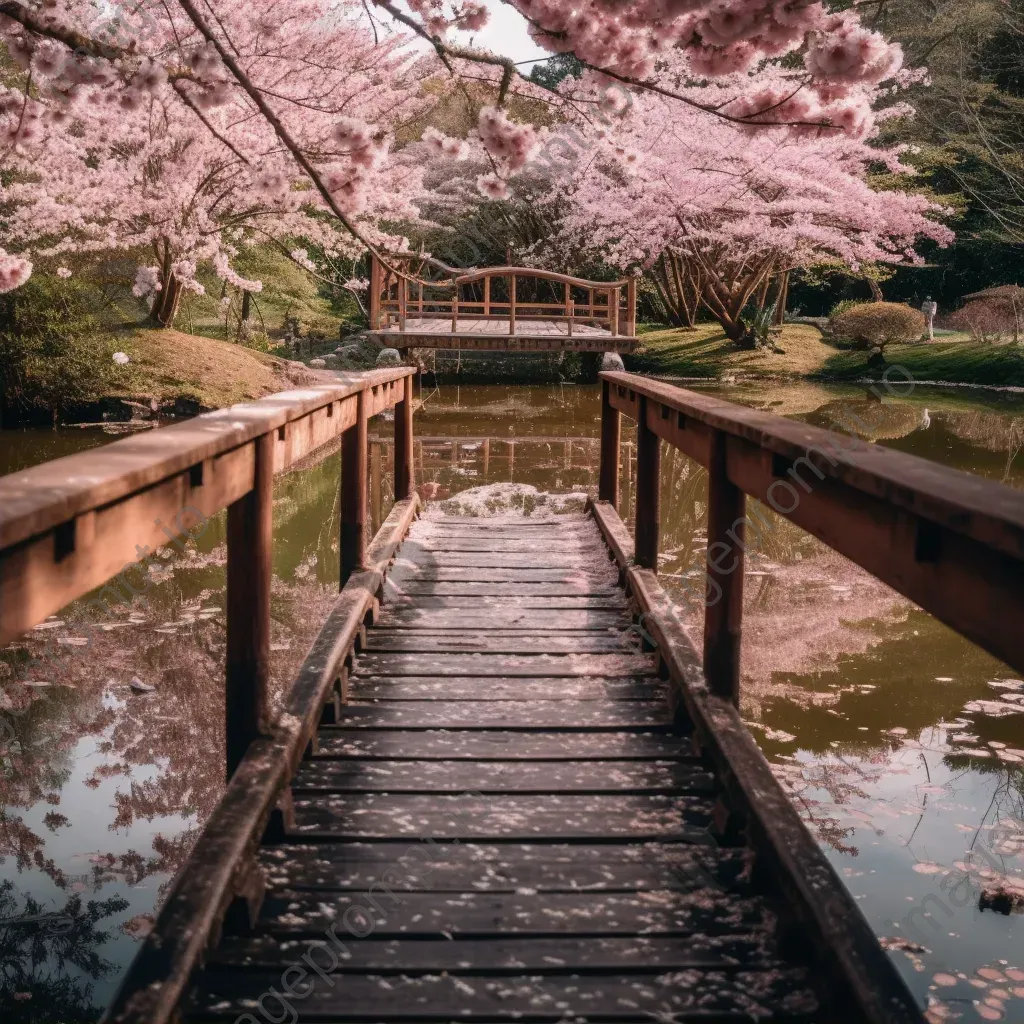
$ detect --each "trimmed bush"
[828,298,867,323]
[948,298,1022,344]
[830,302,926,351]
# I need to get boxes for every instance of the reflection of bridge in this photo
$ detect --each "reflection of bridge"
[7,370,1024,1022]
[367,253,639,353]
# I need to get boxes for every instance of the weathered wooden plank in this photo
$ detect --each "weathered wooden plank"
[353,653,655,677]
[376,609,627,630]
[385,581,626,598]
[405,537,607,553]
[256,841,743,892]
[324,700,669,729]
[252,888,762,936]
[395,550,608,568]
[345,676,663,700]
[189,968,815,1020]
[362,633,633,654]
[382,594,628,610]
[207,933,776,972]
[392,566,617,583]
[313,730,688,760]
[292,759,712,794]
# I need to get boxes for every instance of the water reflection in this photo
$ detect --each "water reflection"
[2,380,1024,1018]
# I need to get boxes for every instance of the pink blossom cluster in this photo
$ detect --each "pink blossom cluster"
[541,81,952,285]
[0,249,32,293]
[506,0,902,104]
[423,127,469,160]
[0,0,428,299]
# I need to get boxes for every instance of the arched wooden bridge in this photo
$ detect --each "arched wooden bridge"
[3,368,1023,1022]
[367,253,640,353]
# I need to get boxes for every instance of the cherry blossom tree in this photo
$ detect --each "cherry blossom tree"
[0,0,915,295]
[526,71,954,343]
[0,1,427,323]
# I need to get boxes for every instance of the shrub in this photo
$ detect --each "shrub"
[830,302,926,351]
[0,276,127,426]
[828,298,868,323]
[947,298,1021,344]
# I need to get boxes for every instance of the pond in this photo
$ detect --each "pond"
[1,377,1023,1022]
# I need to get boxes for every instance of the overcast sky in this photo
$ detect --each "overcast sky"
[375,0,551,70]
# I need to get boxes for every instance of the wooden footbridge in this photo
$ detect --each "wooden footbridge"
[3,369,1024,1023]
[367,253,640,354]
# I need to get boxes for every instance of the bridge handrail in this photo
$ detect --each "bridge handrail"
[598,370,1024,682]
[370,253,637,337]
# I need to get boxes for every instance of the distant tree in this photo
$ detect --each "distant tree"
[529,54,583,92]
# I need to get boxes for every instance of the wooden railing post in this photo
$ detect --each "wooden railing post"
[634,396,660,570]
[599,379,620,506]
[610,287,620,336]
[626,277,637,336]
[484,275,491,316]
[341,390,368,586]
[225,432,274,781]
[703,430,745,705]
[509,273,516,336]
[398,275,407,331]
[369,254,381,330]
[395,374,415,500]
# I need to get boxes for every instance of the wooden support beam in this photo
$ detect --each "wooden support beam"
[509,274,516,335]
[483,276,490,316]
[703,430,745,704]
[599,380,621,506]
[398,275,407,331]
[225,433,274,781]
[610,287,620,336]
[635,396,661,571]
[626,278,637,336]
[369,254,380,329]
[394,374,415,501]
[340,391,368,586]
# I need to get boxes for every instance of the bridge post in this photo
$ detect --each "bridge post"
[341,391,368,586]
[225,432,274,781]
[599,379,620,506]
[610,287,620,336]
[395,374,415,500]
[626,278,637,336]
[634,395,660,570]
[703,430,745,704]
[369,253,380,329]
[509,273,516,336]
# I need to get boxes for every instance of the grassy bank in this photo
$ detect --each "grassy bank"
[115,327,317,410]
[628,324,1024,388]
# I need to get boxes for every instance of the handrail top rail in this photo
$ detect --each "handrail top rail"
[601,370,1024,560]
[0,367,413,552]
[377,253,632,292]
[452,266,633,290]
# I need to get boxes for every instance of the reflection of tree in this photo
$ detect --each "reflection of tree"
[0,880,128,1022]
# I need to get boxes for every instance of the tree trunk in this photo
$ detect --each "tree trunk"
[772,271,790,326]
[150,273,182,327]
[241,289,251,322]
[650,251,701,328]
[868,278,884,302]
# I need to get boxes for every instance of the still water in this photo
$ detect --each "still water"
[1,380,1023,1022]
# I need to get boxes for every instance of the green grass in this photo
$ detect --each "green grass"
[628,322,1024,388]
[819,341,1024,388]
[627,323,845,379]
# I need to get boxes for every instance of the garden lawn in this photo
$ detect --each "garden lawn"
[628,323,845,378]
[630,324,1024,387]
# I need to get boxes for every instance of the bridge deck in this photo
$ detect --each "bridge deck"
[184,512,820,1020]
[368,317,640,352]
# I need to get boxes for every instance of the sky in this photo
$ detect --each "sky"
[376,0,551,70]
